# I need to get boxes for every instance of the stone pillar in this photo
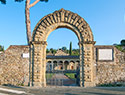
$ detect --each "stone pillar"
[63,62,65,70]
[83,41,96,87]
[31,41,47,87]
[57,61,59,70]
[75,61,77,70]
[29,44,33,86]
[79,41,96,87]
[52,62,54,71]
[79,42,84,87]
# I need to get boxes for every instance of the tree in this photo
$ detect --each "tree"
[121,39,125,46]
[50,48,57,54]
[69,42,72,55]
[72,49,79,56]
[46,48,49,53]
[0,45,4,51]
[0,0,48,45]
[62,46,67,51]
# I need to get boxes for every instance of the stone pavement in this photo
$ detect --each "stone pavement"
[49,74,76,86]
[0,86,125,95]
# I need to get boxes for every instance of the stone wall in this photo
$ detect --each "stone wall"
[0,45,29,86]
[95,46,125,85]
[0,45,125,86]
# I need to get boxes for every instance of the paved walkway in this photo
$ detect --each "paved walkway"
[0,86,125,95]
[47,74,76,86]
[0,86,26,95]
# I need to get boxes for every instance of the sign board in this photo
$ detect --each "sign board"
[22,53,29,58]
[98,49,113,61]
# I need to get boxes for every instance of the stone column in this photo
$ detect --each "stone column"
[75,61,77,70]
[79,41,84,87]
[83,41,96,87]
[79,41,96,87]
[63,61,65,70]
[52,62,54,71]
[29,43,33,86]
[31,41,47,87]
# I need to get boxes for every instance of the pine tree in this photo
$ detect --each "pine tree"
[121,39,125,46]
[0,0,48,45]
[69,42,72,55]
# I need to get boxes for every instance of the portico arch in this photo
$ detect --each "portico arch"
[30,8,96,87]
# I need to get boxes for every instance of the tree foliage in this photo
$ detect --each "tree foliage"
[114,39,125,52]
[46,47,80,56]
[0,45,4,51]
[0,0,6,4]
[62,46,67,51]
[121,39,125,46]
[46,47,79,55]
[49,48,56,54]
[72,49,79,56]
[0,0,48,4]
[40,0,48,2]
[69,42,72,55]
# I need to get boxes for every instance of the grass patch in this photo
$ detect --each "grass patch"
[64,73,76,79]
[115,45,125,52]
[46,73,54,79]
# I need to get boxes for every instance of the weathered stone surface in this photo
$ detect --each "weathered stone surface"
[32,8,94,42]
[95,46,125,85]
[31,9,95,87]
[0,45,29,86]
[0,45,124,87]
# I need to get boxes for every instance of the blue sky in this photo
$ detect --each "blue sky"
[0,0,125,49]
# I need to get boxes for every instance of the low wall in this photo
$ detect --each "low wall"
[0,45,29,86]
[95,46,125,86]
[0,45,125,86]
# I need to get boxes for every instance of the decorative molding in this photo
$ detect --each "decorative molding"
[30,41,47,45]
[32,8,94,42]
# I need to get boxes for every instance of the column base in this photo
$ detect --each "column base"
[84,82,96,87]
[31,82,46,87]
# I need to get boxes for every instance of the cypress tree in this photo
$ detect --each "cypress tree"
[69,42,72,55]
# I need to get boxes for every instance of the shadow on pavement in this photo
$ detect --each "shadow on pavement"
[2,84,24,89]
[95,87,125,92]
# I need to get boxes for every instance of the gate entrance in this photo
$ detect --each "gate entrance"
[46,70,78,86]
[46,55,80,86]
[30,8,96,87]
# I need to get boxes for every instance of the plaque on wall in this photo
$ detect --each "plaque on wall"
[22,53,29,58]
[97,48,114,61]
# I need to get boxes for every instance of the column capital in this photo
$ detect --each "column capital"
[78,41,96,45]
[30,41,47,45]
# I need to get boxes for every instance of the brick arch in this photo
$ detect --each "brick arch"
[32,8,94,42]
[30,9,96,87]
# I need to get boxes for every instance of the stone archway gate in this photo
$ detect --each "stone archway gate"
[29,9,96,87]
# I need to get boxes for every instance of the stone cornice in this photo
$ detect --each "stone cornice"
[78,41,96,45]
[83,41,96,45]
[30,41,47,45]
